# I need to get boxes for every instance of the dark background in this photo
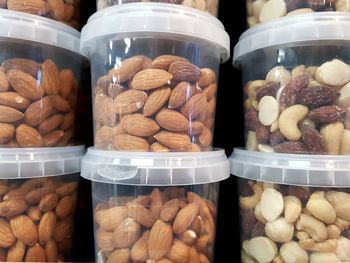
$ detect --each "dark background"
[77,1,247,262]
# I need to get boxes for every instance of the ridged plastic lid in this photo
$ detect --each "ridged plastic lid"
[231,149,350,187]
[233,12,350,67]
[81,147,230,185]
[0,9,80,54]
[0,146,85,179]
[80,3,230,62]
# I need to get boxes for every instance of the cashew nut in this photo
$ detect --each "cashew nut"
[296,214,328,242]
[246,80,266,110]
[247,131,258,151]
[335,237,350,262]
[270,120,279,132]
[258,144,274,153]
[284,196,302,224]
[259,0,287,25]
[340,129,350,155]
[265,217,294,243]
[279,105,309,140]
[280,241,309,263]
[255,202,268,224]
[260,188,284,222]
[266,66,291,87]
[240,183,263,210]
[316,59,350,87]
[252,0,267,20]
[325,191,350,221]
[301,239,338,253]
[258,96,279,126]
[310,253,341,263]
[306,192,336,224]
[327,225,341,239]
[246,237,278,263]
[320,122,345,155]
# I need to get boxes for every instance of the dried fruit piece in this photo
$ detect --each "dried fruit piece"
[156,108,189,132]
[274,141,309,154]
[168,61,201,82]
[296,86,340,109]
[121,114,160,137]
[131,69,173,90]
[149,220,173,260]
[308,106,348,124]
[301,124,326,154]
[143,87,171,117]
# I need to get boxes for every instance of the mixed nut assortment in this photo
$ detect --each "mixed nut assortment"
[94,187,217,263]
[0,176,78,262]
[0,0,80,29]
[244,58,350,155]
[246,0,350,27]
[239,179,350,263]
[97,0,218,16]
[94,55,217,152]
[0,58,78,147]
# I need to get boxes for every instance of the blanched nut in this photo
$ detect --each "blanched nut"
[259,0,287,23]
[296,214,328,242]
[327,225,341,239]
[260,188,284,222]
[262,182,275,190]
[258,144,274,153]
[270,121,279,132]
[252,0,267,20]
[280,241,308,263]
[258,96,279,126]
[320,122,344,155]
[300,239,338,253]
[335,237,350,262]
[266,66,291,87]
[306,192,336,224]
[245,237,278,263]
[240,183,263,210]
[325,191,350,221]
[284,196,302,224]
[336,0,350,12]
[265,217,294,243]
[246,80,265,110]
[278,105,309,141]
[335,217,350,232]
[337,82,350,108]
[309,252,341,263]
[340,129,350,154]
[246,131,258,151]
[291,65,306,79]
[286,8,313,16]
[255,202,268,224]
[316,59,350,87]
[241,249,256,263]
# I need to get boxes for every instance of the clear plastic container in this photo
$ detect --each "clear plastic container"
[234,13,350,155]
[231,148,350,263]
[80,4,230,152]
[97,0,219,17]
[0,10,88,147]
[0,146,84,262]
[81,147,229,263]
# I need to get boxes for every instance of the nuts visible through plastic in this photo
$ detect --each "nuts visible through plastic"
[279,104,309,141]
[260,188,284,222]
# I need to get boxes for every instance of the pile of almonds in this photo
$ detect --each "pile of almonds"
[0,177,78,262]
[245,58,350,155]
[0,0,80,29]
[239,180,350,263]
[0,57,78,147]
[94,54,217,152]
[95,187,217,263]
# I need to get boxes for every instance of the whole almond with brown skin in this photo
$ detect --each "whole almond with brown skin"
[121,114,160,137]
[39,193,59,212]
[181,93,208,119]
[156,108,189,132]
[2,58,40,77]
[25,187,55,205]
[53,217,74,242]
[189,121,204,135]
[169,82,200,109]
[107,249,130,263]
[161,199,180,222]
[155,259,174,263]
[63,4,74,21]
[150,188,163,220]
[41,59,61,95]
[10,215,38,246]
[44,130,65,146]
[38,114,64,134]
[57,238,73,256]
[108,55,145,83]
[7,0,49,15]
[0,199,28,217]
[196,235,209,255]
[95,125,123,147]
[25,244,47,262]
[7,240,25,262]
[60,69,74,99]
[0,105,23,123]
[60,112,75,130]
[114,89,148,115]
[112,218,140,249]
[96,228,114,252]
[166,239,190,263]
[203,83,217,101]
[0,184,9,195]
[55,194,77,219]
[198,68,216,87]
[168,61,201,82]
[7,70,44,100]
[0,92,31,110]
[189,246,200,263]
[27,206,43,221]
[173,202,199,234]
[151,55,189,70]
[154,131,191,150]
[131,69,173,90]
[148,220,173,260]
[198,127,213,147]
[45,238,58,262]
[199,253,210,263]
[0,219,16,248]
[48,0,65,20]
[150,142,170,152]
[24,97,55,126]
[0,70,9,92]
[39,211,57,245]
[95,206,128,231]
[131,230,149,262]
[127,203,155,228]
[56,182,78,197]
[112,134,150,151]
[49,95,72,113]
[191,216,206,235]
[56,128,73,146]
[143,87,171,117]
[0,123,15,144]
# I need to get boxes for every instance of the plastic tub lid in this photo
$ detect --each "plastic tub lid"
[233,12,350,67]
[80,3,230,62]
[81,147,230,185]
[0,9,80,54]
[231,148,350,187]
[0,146,85,179]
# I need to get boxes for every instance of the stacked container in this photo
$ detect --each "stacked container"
[80,2,230,262]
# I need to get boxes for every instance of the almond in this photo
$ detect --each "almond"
[114,89,148,115]
[173,202,199,234]
[96,228,114,252]
[180,230,197,246]
[95,124,124,147]
[151,55,189,70]
[127,203,155,228]
[24,97,55,126]
[131,69,173,90]
[38,114,64,134]
[63,4,74,21]
[166,239,190,263]
[108,56,145,83]
[0,70,9,92]
[191,216,206,236]
[121,114,160,137]
[165,187,186,199]
[45,239,58,262]
[198,127,213,147]
[39,193,59,212]
[43,130,65,146]
[143,87,171,117]
[112,218,141,249]
[41,59,61,95]
[169,82,200,109]
[189,246,200,263]
[198,68,216,87]
[56,128,73,146]
[27,206,43,221]
[107,249,130,263]
[168,61,201,82]
[203,83,217,100]
[0,219,16,248]
[0,199,28,217]
[49,95,72,112]
[67,91,77,110]
[199,253,210,263]
[0,92,31,110]
[148,220,173,260]
[58,238,73,257]
[0,123,15,144]
[181,93,208,119]
[150,142,170,152]
[55,194,77,219]
[10,215,38,246]
[161,199,180,222]
[0,105,23,123]
[53,217,74,242]
[56,182,78,197]
[95,206,128,231]
[39,211,57,245]
[60,112,75,130]
[7,0,49,15]
[207,98,216,116]
[130,195,151,206]
[25,244,46,262]
[0,184,9,195]
[25,187,55,205]
[150,188,163,220]
[112,134,150,151]
[154,131,191,150]
[131,230,149,262]
[48,0,65,20]
[7,240,25,262]
[156,108,189,132]
[2,58,40,77]
[7,69,44,100]
[189,121,204,135]
[59,69,74,98]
